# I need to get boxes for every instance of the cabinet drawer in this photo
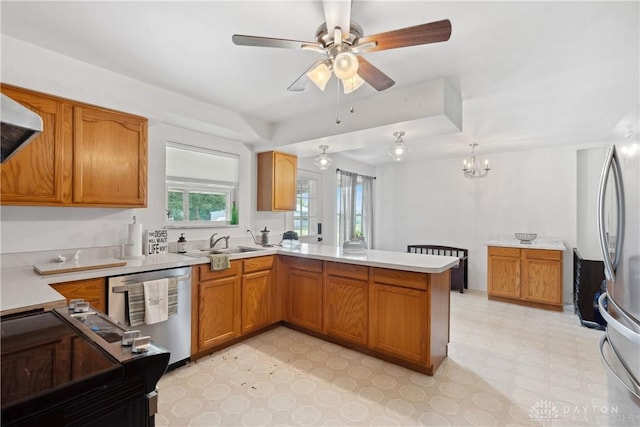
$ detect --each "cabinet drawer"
[50,277,106,312]
[199,260,241,281]
[523,248,562,261]
[326,261,369,281]
[488,246,520,257]
[244,255,274,274]
[285,256,323,273]
[372,268,428,290]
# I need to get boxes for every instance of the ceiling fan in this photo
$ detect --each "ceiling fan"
[232,0,452,94]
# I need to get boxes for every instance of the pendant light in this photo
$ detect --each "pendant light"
[388,131,409,161]
[314,145,333,170]
[462,142,490,179]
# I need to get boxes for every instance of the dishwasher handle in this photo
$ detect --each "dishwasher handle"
[111,273,190,293]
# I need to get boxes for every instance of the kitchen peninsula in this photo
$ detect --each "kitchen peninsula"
[1,244,458,375]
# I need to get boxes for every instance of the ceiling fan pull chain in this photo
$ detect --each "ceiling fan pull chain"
[336,81,341,124]
[350,77,355,113]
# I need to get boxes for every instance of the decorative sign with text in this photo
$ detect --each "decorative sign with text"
[145,229,168,255]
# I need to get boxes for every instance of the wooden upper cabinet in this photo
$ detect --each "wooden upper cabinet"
[0,84,147,207]
[0,85,73,205]
[73,106,147,206]
[257,151,297,211]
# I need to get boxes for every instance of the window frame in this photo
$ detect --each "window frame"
[165,142,239,229]
[294,170,321,238]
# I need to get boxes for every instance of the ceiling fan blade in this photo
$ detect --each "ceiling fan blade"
[232,34,318,50]
[357,56,395,91]
[359,19,452,53]
[287,59,328,92]
[323,0,351,37]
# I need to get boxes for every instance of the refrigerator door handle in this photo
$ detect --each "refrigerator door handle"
[598,293,640,345]
[599,334,640,399]
[597,146,625,282]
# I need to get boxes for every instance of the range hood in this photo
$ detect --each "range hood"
[1,93,43,163]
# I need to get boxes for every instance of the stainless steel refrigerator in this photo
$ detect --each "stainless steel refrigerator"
[597,106,640,416]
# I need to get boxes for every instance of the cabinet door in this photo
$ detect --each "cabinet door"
[325,275,368,346]
[487,247,521,298]
[273,152,297,210]
[369,283,427,364]
[257,151,297,211]
[242,270,272,334]
[522,250,562,305]
[288,268,323,332]
[199,276,241,350]
[51,277,106,312]
[0,85,72,205]
[73,106,147,206]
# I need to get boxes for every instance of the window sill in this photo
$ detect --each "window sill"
[165,223,241,230]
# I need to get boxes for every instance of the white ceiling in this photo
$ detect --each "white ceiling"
[1,1,638,164]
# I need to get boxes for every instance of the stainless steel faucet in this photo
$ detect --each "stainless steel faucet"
[210,234,230,249]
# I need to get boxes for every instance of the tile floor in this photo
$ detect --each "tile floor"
[156,291,639,426]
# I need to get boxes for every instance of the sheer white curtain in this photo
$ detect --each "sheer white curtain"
[337,169,374,249]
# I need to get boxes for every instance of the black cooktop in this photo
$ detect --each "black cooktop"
[1,311,121,409]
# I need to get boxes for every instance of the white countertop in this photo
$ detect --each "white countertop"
[1,244,458,316]
[485,237,566,251]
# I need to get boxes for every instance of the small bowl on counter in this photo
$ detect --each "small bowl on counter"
[515,233,537,244]
[342,239,367,255]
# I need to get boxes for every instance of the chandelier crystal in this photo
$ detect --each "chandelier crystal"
[462,143,490,179]
[314,145,333,170]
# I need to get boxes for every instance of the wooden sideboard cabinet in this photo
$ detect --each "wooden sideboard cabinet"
[0,84,147,207]
[487,246,563,310]
[257,151,297,211]
[50,277,106,312]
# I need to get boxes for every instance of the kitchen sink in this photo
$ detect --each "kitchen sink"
[181,246,267,258]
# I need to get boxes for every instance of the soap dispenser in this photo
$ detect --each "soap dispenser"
[177,233,187,253]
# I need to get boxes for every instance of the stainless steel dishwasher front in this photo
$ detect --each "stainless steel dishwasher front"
[107,266,191,368]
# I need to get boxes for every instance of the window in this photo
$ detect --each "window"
[337,169,374,247]
[166,142,239,227]
[294,171,320,237]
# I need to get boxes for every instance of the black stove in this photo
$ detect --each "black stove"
[1,306,169,427]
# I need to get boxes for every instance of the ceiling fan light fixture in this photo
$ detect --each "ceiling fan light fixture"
[342,73,365,94]
[388,131,409,162]
[306,62,332,91]
[333,51,359,80]
[314,145,333,171]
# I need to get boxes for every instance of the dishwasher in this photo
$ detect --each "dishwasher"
[107,266,191,368]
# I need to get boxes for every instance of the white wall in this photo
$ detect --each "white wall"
[374,146,581,304]
[0,35,268,254]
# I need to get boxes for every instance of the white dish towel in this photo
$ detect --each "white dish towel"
[143,278,169,325]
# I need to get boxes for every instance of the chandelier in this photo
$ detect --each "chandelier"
[388,131,409,161]
[462,143,490,179]
[314,145,333,170]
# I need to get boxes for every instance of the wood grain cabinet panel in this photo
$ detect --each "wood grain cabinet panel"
[487,246,563,310]
[288,268,324,333]
[0,84,72,205]
[241,270,272,334]
[0,84,147,207]
[257,151,297,211]
[73,106,147,206]
[325,275,368,346]
[369,282,427,364]
[50,277,106,312]
[199,274,241,350]
[487,248,521,299]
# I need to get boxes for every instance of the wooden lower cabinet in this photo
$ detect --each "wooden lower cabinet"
[369,282,427,363]
[288,268,324,333]
[325,262,368,346]
[487,246,563,310]
[196,262,242,351]
[241,256,274,334]
[50,277,106,312]
[193,256,276,357]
